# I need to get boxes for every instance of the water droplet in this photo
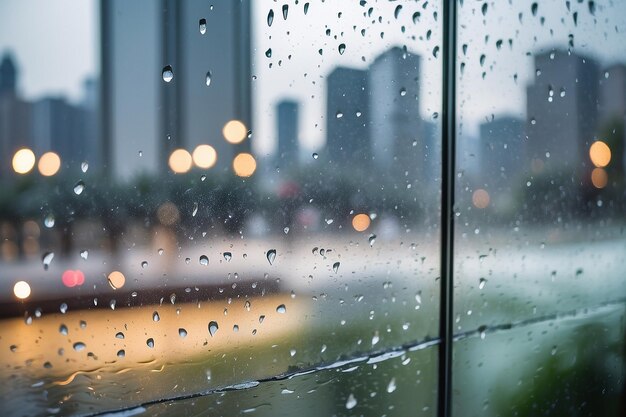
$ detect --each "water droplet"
[141,260,148,269]
[266,249,277,265]
[481,2,488,16]
[199,255,209,266]
[44,214,55,228]
[394,5,402,19]
[368,234,376,247]
[412,11,420,23]
[152,311,160,322]
[276,304,286,314]
[479,54,486,66]
[332,262,340,273]
[204,71,212,87]
[290,348,296,357]
[335,111,343,118]
[265,48,272,58]
[479,278,487,290]
[399,88,407,96]
[81,161,89,172]
[372,331,380,346]
[80,250,88,260]
[199,18,206,34]
[387,377,397,393]
[346,393,357,410]
[179,328,187,338]
[259,315,265,324]
[267,9,274,26]
[283,226,290,234]
[282,4,288,20]
[146,338,154,348]
[432,46,439,58]
[115,332,124,339]
[192,202,199,217]
[110,299,116,310]
[233,324,239,333]
[73,342,86,352]
[73,181,85,195]
[531,2,538,17]
[244,300,251,311]
[588,0,595,15]
[59,324,68,335]
[60,303,68,314]
[312,152,318,160]
[303,2,309,15]
[208,321,219,337]
[338,43,346,55]
[162,65,174,82]
[117,349,125,358]
[42,252,54,270]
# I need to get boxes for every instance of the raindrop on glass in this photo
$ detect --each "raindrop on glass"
[73,181,85,195]
[282,4,288,20]
[146,338,154,348]
[387,377,397,393]
[223,252,232,262]
[42,252,54,270]
[162,66,174,83]
[60,303,68,314]
[117,349,125,358]
[338,43,346,55]
[276,304,286,314]
[312,152,319,160]
[205,71,212,87]
[179,328,187,338]
[152,311,160,322]
[208,321,219,337]
[44,214,55,228]
[479,278,487,290]
[368,234,376,247]
[266,249,277,265]
[332,262,340,273]
[59,324,68,335]
[199,255,209,266]
[115,332,124,339]
[346,393,357,410]
[80,250,88,260]
[199,18,206,34]
[81,161,89,173]
[73,342,86,352]
[267,9,274,26]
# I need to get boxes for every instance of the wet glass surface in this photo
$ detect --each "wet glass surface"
[0,0,442,414]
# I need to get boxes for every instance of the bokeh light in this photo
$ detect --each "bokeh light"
[472,189,490,209]
[168,149,193,173]
[352,213,371,232]
[62,270,85,288]
[12,148,36,174]
[223,120,248,144]
[192,144,217,169]
[232,153,257,177]
[37,152,61,176]
[107,271,126,290]
[157,201,180,226]
[591,167,608,189]
[13,281,31,299]
[589,141,611,168]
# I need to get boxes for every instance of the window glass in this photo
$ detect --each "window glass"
[0,1,442,414]
[454,1,626,415]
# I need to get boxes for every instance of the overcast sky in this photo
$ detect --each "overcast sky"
[1,0,625,152]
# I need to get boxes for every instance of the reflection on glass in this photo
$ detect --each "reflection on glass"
[0,0,441,414]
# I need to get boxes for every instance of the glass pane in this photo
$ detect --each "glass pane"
[0,0,442,414]
[454,0,626,331]
[144,344,438,416]
[454,304,626,417]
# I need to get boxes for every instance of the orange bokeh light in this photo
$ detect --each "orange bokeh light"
[232,153,257,177]
[223,120,247,144]
[168,149,193,173]
[38,152,61,176]
[192,144,217,169]
[472,189,490,209]
[589,141,611,168]
[591,168,608,189]
[352,213,371,232]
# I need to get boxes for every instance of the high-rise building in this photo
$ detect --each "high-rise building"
[526,49,600,175]
[276,100,299,169]
[325,67,369,166]
[100,0,252,180]
[478,115,526,191]
[598,64,626,176]
[368,47,421,177]
[0,53,32,178]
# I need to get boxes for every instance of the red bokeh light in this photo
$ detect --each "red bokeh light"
[62,270,85,287]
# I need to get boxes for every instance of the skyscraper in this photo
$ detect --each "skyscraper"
[368,47,421,177]
[276,100,299,169]
[325,67,369,166]
[478,115,526,191]
[526,49,600,175]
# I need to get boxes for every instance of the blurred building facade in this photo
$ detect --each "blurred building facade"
[275,100,299,170]
[478,115,525,191]
[100,0,252,180]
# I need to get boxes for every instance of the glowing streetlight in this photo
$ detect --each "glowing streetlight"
[192,144,217,169]
[472,189,490,209]
[168,149,193,173]
[232,153,257,177]
[107,271,126,290]
[352,213,371,232]
[589,141,611,168]
[12,148,36,174]
[223,120,247,144]
[13,281,31,299]
[38,152,61,176]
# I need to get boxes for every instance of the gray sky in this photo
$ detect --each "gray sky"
[1,0,625,150]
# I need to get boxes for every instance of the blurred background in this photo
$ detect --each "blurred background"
[0,0,624,416]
